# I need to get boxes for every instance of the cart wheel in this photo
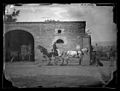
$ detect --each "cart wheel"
[54,56,63,65]
[64,58,69,65]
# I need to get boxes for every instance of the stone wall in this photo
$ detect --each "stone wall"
[4,21,91,64]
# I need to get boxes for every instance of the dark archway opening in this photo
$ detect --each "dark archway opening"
[4,30,34,62]
[56,39,64,44]
[58,30,61,34]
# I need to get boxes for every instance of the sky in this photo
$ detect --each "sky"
[5,4,117,43]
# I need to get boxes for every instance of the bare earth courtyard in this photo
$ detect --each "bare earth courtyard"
[4,61,116,88]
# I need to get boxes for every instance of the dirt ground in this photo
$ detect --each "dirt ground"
[3,60,116,88]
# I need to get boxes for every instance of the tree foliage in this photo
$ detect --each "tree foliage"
[4,8,20,22]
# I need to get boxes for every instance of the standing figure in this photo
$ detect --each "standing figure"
[76,45,83,65]
[78,49,84,65]
[96,51,103,66]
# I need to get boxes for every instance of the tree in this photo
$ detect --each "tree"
[3,7,20,22]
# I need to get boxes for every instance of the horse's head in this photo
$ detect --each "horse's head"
[81,48,89,55]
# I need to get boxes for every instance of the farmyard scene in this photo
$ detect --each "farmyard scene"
[3,3,117,88]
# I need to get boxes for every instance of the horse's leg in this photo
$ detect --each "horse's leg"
[54,57,58,65]
[47,56,53,65]
[56,56,63,66]
[47,59,51,65]
[66,58,69,65]
[47,58,51,65]
[79,58,81,65]
[60,56,64,66]
[52,56,56,65]
[61,57,65,65]
[64,58,67,65]
[61,57,68,66]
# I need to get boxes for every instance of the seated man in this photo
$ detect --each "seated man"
[52,42,58,56]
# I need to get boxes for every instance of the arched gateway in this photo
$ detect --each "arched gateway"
[4,30,34,62]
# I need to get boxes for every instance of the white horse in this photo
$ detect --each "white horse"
[67,51,77,57]
[81,48,89,55]
[77,50,82,57]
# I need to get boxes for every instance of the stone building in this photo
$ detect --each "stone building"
[4,21,91,65]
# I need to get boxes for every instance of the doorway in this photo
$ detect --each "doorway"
[4,30,34,62]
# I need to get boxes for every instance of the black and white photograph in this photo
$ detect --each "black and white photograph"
[3,3,117,88]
